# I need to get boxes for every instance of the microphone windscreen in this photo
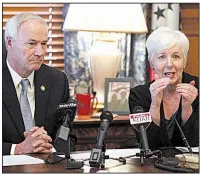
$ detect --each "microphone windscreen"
[67,98,77,104]
[132,106,143,113]
[100,111,113,123]
[57,98,77,122]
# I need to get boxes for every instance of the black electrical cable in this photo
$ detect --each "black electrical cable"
[154,162,195,173]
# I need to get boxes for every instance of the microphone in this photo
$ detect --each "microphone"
[89,111,113,168]
[49,99,84,169]
[174,118,192,153]
[54,98,77,154]
[57,98,77,123]
[96,111,113,148]
[129,106,152,156]
[174,118,198,164]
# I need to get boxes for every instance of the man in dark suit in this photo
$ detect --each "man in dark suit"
[3,13,76,155]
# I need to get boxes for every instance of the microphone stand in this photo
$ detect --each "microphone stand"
[100,142,108,169]
[136,124,151,166]
[140,143,145,166]
[89,141,110,169]
[62,119,84,169]
[137,140,146,166]
[65,137,84,169]
[65,136,70,159]
[136,140,162,166]
[89,111,113,169]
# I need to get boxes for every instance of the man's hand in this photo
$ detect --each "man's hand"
[23,126,47,138]
[15,126,53,155]
[31,127,53,153]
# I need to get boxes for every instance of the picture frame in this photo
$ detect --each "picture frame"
[104,78,136,115]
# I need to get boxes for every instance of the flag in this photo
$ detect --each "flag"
[149,3,180,81]
[152,3,180,30]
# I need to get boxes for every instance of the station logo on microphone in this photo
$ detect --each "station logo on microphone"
[129,112,152,125]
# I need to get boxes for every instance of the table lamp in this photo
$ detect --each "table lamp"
[63,4,148,104]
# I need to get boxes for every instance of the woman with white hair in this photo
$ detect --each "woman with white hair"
[129,27,199,150]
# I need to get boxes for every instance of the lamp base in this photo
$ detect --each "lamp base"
[88,36,121,103]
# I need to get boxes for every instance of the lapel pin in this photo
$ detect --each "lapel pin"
[40,85,46,91]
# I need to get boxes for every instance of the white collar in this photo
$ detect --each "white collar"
[7,60,35,89]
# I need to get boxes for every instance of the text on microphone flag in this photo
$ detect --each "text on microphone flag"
[129,112,152,125]
[58,103,77,109]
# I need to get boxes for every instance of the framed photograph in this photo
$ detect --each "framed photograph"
[104,78,135,115]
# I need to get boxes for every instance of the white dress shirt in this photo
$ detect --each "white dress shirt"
[7,60,35,154]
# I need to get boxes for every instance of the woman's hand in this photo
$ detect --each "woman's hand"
[176,80,198,122]
[149,74,170,126]
[150,74,170,108]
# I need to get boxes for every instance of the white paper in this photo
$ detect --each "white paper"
[192,147,199,152]
[177,147,199,153]
[3,155,44,166]
[70,148,140,161]
[3,147,198,167]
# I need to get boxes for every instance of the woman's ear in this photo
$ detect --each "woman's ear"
[150,61,154,70]
[183,57,187,68]
[149,56,155,70]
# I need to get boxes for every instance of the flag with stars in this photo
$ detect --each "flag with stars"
[151,3,180,30]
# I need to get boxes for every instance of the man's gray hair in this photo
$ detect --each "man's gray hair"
[4,13,48,49]
[146,26,189,64]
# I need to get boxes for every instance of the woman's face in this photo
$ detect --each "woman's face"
[151,45,187,85]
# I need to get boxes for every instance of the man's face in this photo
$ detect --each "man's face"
[8,19,48,76]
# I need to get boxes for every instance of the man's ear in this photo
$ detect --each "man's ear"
[6,37,13,49]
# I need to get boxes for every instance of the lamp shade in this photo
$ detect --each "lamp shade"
[63,4,148,33]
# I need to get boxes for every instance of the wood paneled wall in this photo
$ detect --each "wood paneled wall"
[181,4,199,76]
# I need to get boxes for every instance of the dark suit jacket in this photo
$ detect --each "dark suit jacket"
[129,72,199,150]
[3,63,76,155]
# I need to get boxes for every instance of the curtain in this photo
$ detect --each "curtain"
[62,4,92,94]
[118,4,148,86]
[62,4,148,93]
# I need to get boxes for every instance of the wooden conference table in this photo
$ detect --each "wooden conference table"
[3,148,198,173]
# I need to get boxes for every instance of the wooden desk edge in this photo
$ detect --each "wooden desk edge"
[74,115,129,123]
